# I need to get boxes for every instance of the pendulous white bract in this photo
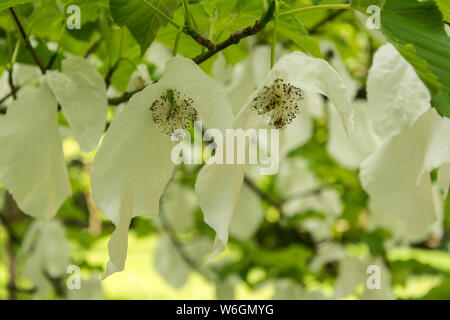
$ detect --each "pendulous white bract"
[0,83,71,220]
[46,56,108,152]
[91,56,233,278]
[196,51,353,260]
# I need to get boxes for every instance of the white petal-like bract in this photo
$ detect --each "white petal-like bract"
[0,84,71,220]
[46,56,107,151]
[327,100,380,170]
[92,57,233,277]
[230,184,264,240]
[91,83,175,277]
[360,109,450,241]
[367,44,430,140]
[334,257,394,300]
[21,220,71,298]
[195,164,245,259]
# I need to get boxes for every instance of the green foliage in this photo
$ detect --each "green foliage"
[278,17,323,58]
[350,0,385,11]
[381,0,450,117]
[0,1,34,12]
[109,0,181,55]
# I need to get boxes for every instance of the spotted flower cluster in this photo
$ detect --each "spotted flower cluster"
[149,89,198,135]
[250,78,303,129]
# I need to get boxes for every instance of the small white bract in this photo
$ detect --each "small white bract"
[250,78,303,129]
[150,88,198,135]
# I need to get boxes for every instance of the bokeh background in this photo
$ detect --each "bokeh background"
[0,0,449,300]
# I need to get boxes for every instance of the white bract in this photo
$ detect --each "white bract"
[229,184,264,241]
[366,44,431,140]
[154,236,211,288]
[327,100,380,170]
[46,56,108,151]
[21,220,71,298]
[67,275,104,300]
[0,83,71,220]
[330,43,450,241]
[0,57,107,220]
[358,44,450,242]
[196,52,353,259]
[361,109,450,241]
[277,157,342,219]
[91,56,233,277]
[334,256,394,300]
[214,45,325,164]
[320,41,360,100]
[157,181,198,233]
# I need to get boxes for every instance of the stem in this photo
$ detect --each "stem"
[182,0,191,29]
[271,0,279,68]
[7,68,16,100]
[193,19,266,64]
[9,8,46,74]
[173,29,183,56]
[108,89,143,105]
[105,59,122,88]
[2,192,21,300]
[279,4,352,17]
[84,37,102,58]
[11,40,20,65]
[309,9,346,34]
[46,23,66,71]
[143,0,181,29]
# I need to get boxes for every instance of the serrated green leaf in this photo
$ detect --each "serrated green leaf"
[109,0,180,55]
[381,0,450,117]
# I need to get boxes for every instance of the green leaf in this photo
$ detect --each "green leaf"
[350,0,385,11]
[0,0,34,11]
[109,0,180,55]
[278,18,323,58]
[433,0,450,21]
[0,38,9,66]
[381,0,450,117]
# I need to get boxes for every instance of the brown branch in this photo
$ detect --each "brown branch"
[1,192,22,300]
[105,59,122,89]
[7,69,17,100]
[309,9,346,34]
[84,38,102,58]
[193,20,267,64]
[108,88,143,105]
[9,8,46,74]
[243,176,281,208]
[186,28,216,50]
[0,91,14,105]
[45,52,58,71]
[283,187,324,204]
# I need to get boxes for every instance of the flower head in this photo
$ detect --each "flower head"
[250,78,303,129]
[150,88,198,135]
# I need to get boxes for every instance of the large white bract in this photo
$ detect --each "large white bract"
[90,56,234,278]
[196,51,354,260]
[0,57,107,220]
